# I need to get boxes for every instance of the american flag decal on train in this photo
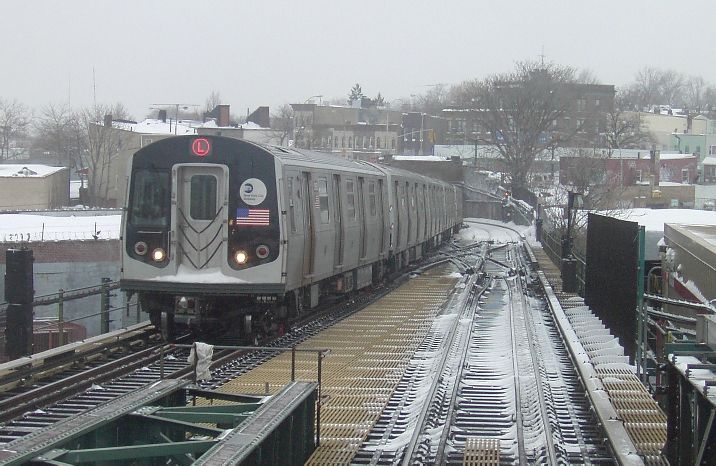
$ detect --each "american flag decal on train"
[236,208,270,226]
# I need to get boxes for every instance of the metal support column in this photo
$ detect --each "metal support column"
[100,277,111,334]
[636,226,646,382]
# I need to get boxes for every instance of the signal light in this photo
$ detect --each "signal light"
[256,245,270,259]
[134,241,148,256]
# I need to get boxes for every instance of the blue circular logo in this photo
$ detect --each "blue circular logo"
[244,183,254,193]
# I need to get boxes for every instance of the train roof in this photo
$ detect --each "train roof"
[261,145,453,188]
[263,145,385,175]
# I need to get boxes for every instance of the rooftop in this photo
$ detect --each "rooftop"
[0,165,66,178]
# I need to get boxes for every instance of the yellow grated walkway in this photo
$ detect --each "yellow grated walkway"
[213,271,459,465]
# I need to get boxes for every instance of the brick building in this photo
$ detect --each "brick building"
[442,83,615,148]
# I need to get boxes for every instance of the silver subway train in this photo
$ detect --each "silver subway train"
[120,136,462,339]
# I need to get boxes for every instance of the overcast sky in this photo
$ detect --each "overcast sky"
[2,0,715,120]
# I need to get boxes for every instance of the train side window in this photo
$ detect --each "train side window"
[129,169,170,227]
[368,181,376,216]
[318,177,329,224]
[288,178,296,233]
[190,175,217,220]
[346,179,356,220]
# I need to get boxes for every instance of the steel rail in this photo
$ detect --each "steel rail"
[400,271,479,466]
[510,254,558,464]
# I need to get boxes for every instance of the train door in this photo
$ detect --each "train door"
[358,177,366,259]
[407,182,415,245]
[332,174,344,268]
[174,164,227,270]
[422,184,429,240]
[378,179,385,255]
[284,170,304,289]
[301,172,314,277]
[416,183,424,243]
[393,180,400,250]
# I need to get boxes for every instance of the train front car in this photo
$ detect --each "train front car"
[120,136,283,339]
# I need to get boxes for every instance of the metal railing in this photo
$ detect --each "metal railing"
[1,279,136,354]
[540,218,587,294]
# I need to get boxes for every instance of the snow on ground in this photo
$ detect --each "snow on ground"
[459,218,530,244]
[0,212,121,242]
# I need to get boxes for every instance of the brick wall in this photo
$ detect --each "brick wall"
[0,240,120,264]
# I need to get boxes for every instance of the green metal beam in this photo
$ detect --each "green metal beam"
[53,440,217,462]
[130,413,227,436]
[159,402,262,414]
[140,410,252,426]
[187,388,265,404]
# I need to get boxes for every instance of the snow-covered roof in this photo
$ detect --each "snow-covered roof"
[393,155,451,161]
[238,121,267,130]
[113,118,272,134]
[112,118,200,135]
[703,156,716,166]
[0,164,66,178]
[607,208,716,232]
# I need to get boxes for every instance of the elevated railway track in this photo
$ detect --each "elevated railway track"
[0,222,668,464]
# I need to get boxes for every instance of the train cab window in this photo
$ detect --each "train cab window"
[318,177,330,224]
[346,179,356,220]
[129,169,170,227]
[368,181,377,216]
[189,175,217,220]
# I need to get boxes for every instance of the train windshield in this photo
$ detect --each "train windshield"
[129,169,170,227]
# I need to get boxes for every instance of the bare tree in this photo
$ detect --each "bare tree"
[683,76,708,111]
[623,67,686,110]
[414,84,450,115]
[203,90,222,115]
[659,69,684,105]
[466,61,576,191]
[632,66,664,108]
[271,104,294,146]
[34,103,77,168]
[76,103,130,206]
[605,90,654,153]
[0,98,32,161]
[575,69,601,85]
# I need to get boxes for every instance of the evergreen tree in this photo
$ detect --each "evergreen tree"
[348,83,364,104]
[374,92,385,106]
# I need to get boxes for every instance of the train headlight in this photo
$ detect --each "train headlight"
[234,250,248,265]
[134,241,148,256]
[152,248,166,262]
[256,244,270,259]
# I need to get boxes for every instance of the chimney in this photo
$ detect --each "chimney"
[158,109,167,122]
[103,114,113,127]
[247,106,270,128]
[651,147,660,185]
[218,104,230,127]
